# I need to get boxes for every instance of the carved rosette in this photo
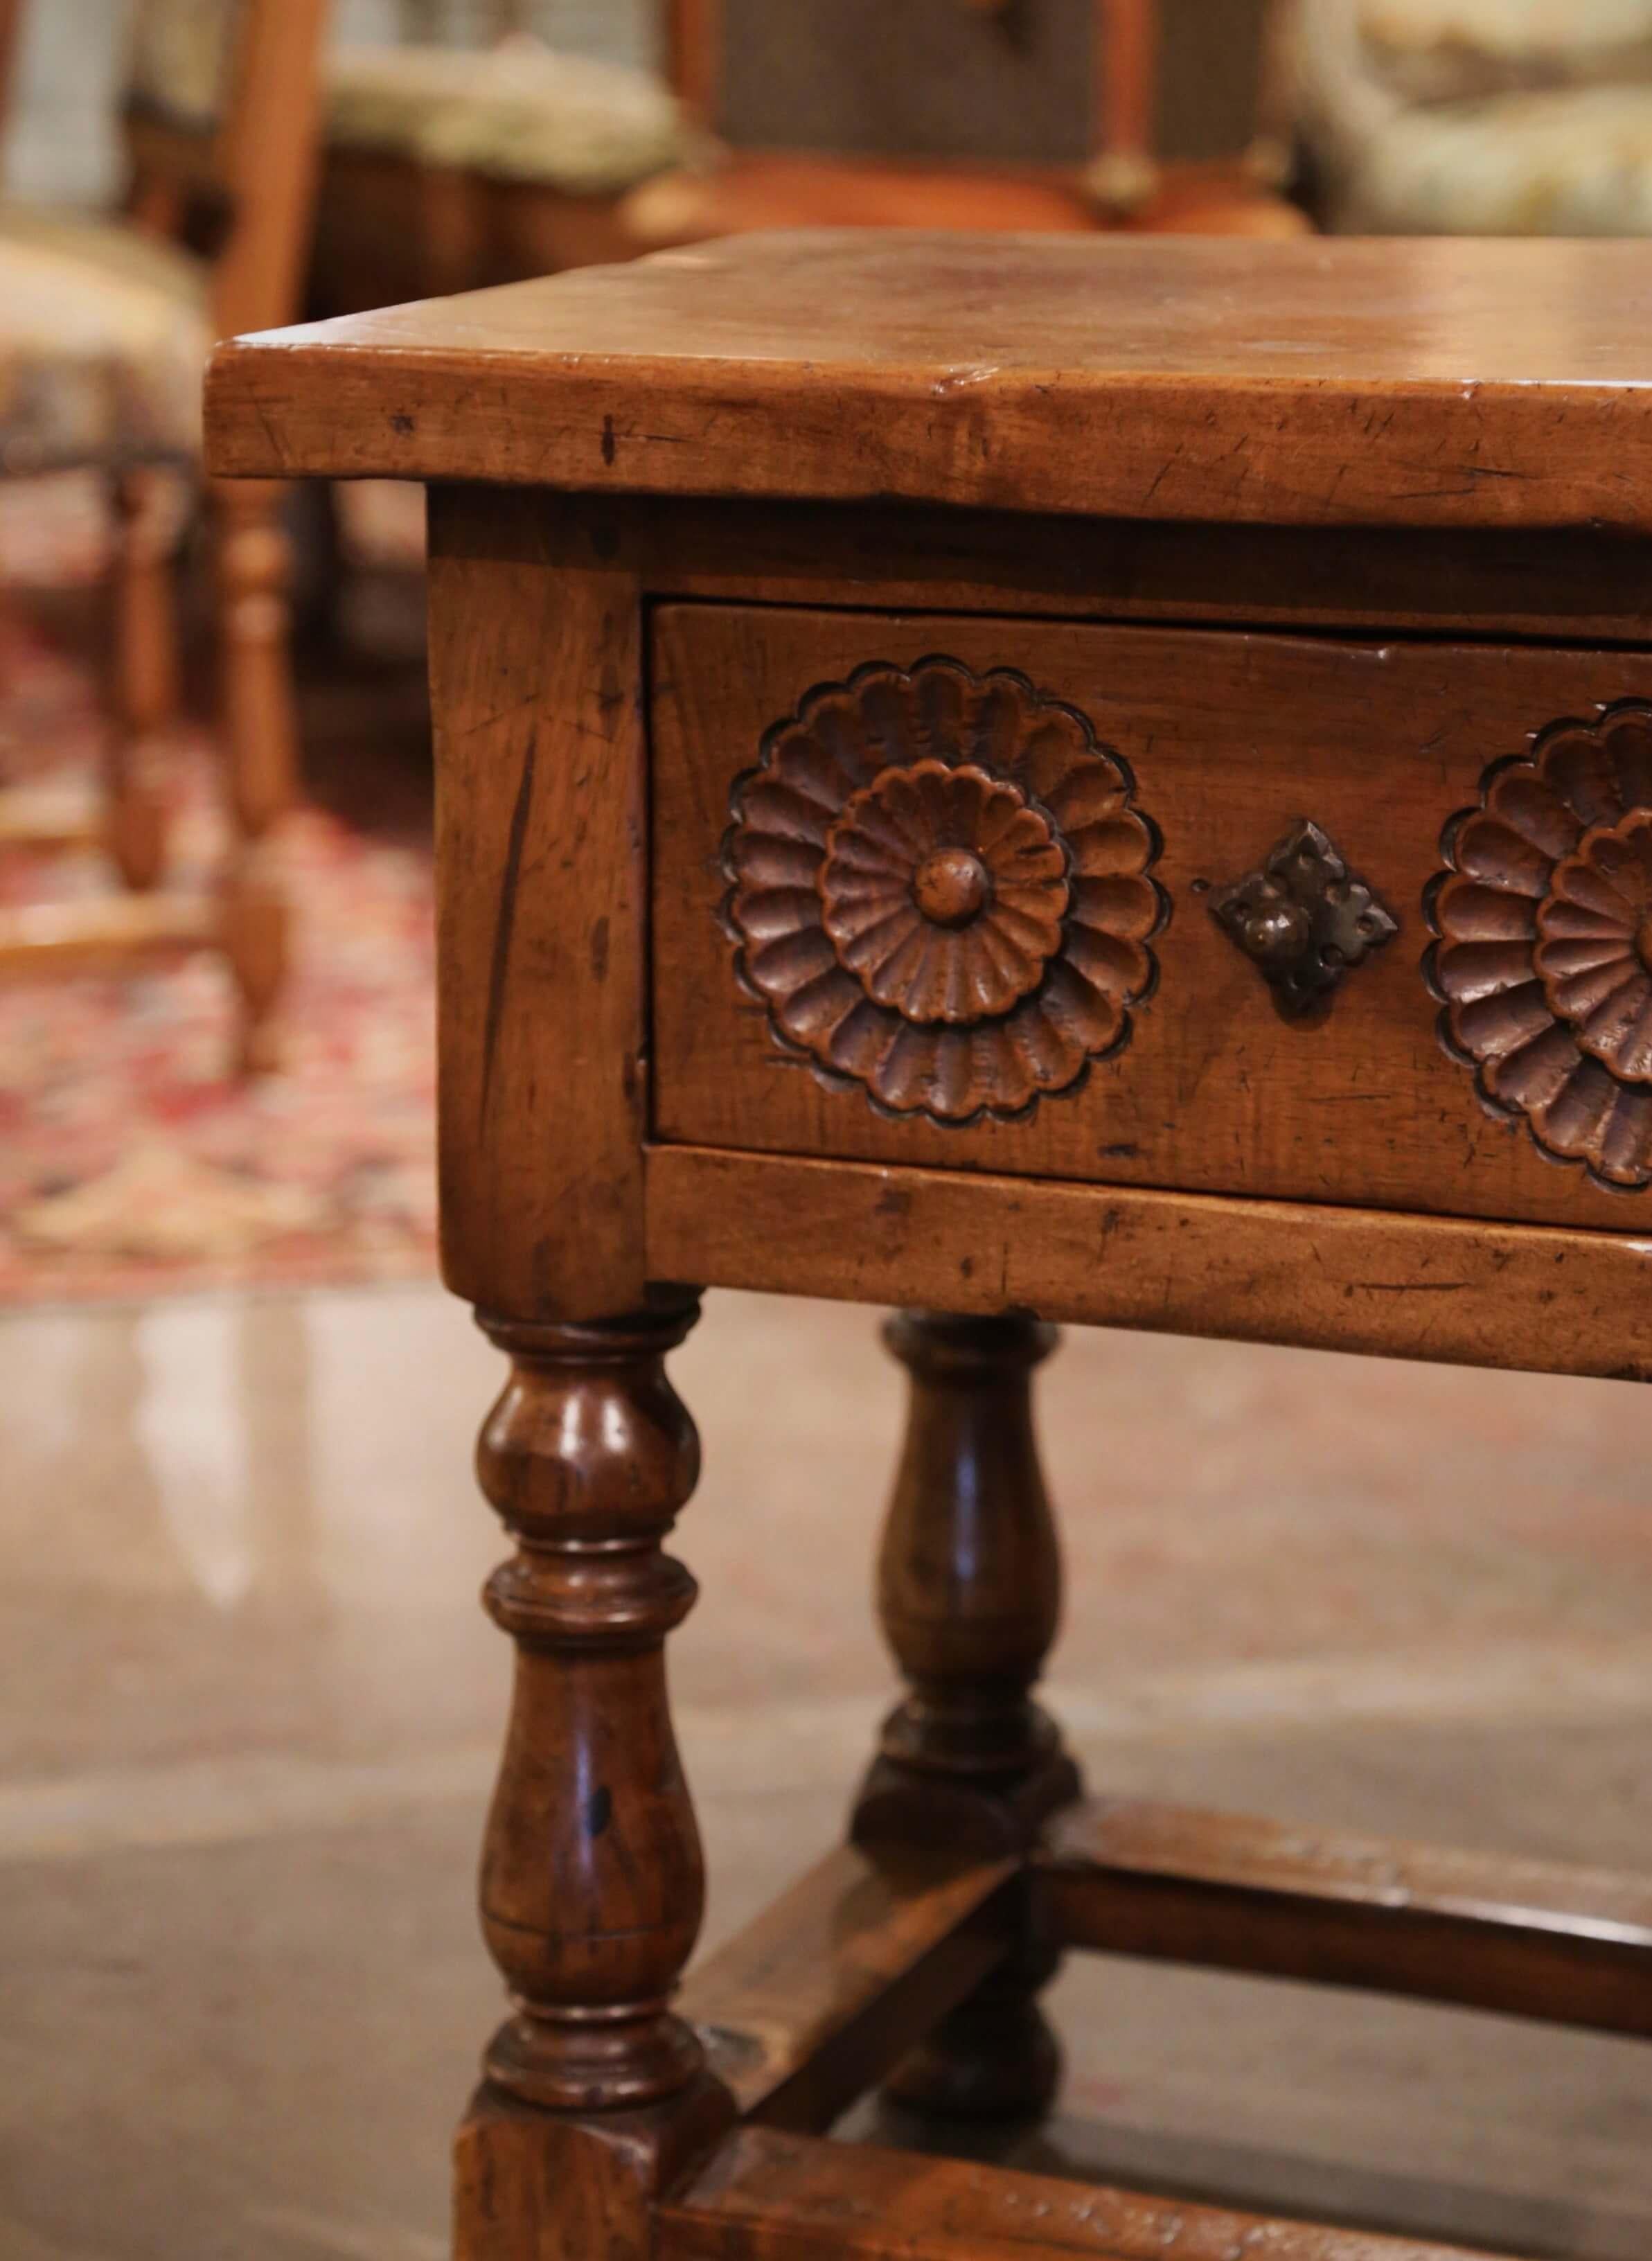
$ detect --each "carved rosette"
[1430,700,1652,1188]
[723,659,1165,1122]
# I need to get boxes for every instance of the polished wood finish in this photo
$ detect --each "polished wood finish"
[472,1298,713,2113]
[652,603,1652,1236]
[459,1295,736,2258]
[208,239,1652,2261]
[508,494,1652,647]
[644,1146,1652,1383]
[680,1845,1021,2130]
[1,0,326,1069]
[660,2128,1509,2261]
[1038,1798,1652,2039]
[856,1315,1077,1857]
[854,1312,1080,2118]
[209,234,1652,533]
[425,487,648,1323]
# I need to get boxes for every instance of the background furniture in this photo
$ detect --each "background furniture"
[309,0,1304,315]
[215,231,1652,2261]
[1288,0,1652,233]
[314,6,694,306]
[630,0,1302,246]
[0,0,326,1071]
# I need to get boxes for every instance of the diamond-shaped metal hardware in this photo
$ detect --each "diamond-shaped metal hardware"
[1209,819,1398,1015]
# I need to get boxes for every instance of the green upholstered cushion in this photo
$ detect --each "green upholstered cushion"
[0,211,210,476]
[1295,0,1652,232]
[1358,0,1652,101]
[326,36,691,193]
[128,0,246,128]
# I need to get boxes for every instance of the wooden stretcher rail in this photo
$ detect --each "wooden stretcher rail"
[643,1146,1652,1383]
[678,1845,1022,2132]
[1036,1798,1652,2037]
[0,785,100,853]
[0,894,217,973]
[659,2127,1512,2261]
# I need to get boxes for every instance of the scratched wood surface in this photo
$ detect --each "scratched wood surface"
[643,1146,1652,1381]
[614,496,1652,648]
[206,233,1652,532]
[427,486,648,1322]
[651,602,1652,1238]
[1036,1798,1652,2037]
[679,1845,1020,2131]
[659,2127,1511,2261]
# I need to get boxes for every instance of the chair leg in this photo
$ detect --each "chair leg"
[853,1310,1081,2120]
[213,476,296,1074]
[106,466,181,892]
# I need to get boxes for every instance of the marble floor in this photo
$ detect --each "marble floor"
[3,1284,1651,2259]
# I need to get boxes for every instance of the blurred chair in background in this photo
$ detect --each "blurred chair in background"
[314,0,693,305]
[630,0,1304,247]
[310,0,1306,316]
[1288,0,1652,234]
[0,0,328,1072]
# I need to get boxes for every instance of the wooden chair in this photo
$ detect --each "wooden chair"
[623,0,1307,249]
[0,0,327,1072]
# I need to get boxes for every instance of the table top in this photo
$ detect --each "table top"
[208,230,1652,531]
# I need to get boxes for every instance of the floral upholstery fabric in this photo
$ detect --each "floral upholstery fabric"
[326,35,691,193]
[0,211,209,477]
[1293,0,1652,232]
[128,0,246,127]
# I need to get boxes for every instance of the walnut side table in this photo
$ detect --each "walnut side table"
[210,234,1652,2261]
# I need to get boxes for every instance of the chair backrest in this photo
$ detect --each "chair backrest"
[121,0,330,337]
[661,0,1281,170]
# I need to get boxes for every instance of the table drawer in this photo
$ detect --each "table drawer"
[650,603,1652,1234]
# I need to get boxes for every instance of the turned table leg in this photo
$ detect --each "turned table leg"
[853,1310,1081,2119]
[457,1295,733,2261]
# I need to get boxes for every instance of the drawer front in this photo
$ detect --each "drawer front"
[650,603,1652,1234]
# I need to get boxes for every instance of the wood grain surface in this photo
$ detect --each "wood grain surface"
[679,1845,1020,2131]
[207,234,1652,532]
[651,603,1652,1237]
[661,2127,1511,2261]
[1037,1798,1652,2036]
[644,1146,1652,1381]
[427,488,649,1321]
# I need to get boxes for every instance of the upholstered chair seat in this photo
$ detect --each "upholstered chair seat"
[1294,0,1652,233]
[0,208,210,475]
[325,37,694,195]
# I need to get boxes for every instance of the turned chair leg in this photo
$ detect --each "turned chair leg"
[456,1296,734,2261]
[853,1310,1081,2120]
[213,476,297,1074]
[105,466,181,892]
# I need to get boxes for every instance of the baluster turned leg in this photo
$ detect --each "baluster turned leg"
[214,477,296,1073]
[457,1296,733,2260]
[853,1310,1081,2119]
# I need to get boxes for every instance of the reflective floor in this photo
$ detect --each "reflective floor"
[3,1285,1651,2258]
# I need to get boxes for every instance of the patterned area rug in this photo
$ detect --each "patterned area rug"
[0,477,437,1304]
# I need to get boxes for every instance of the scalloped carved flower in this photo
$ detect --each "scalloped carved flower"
[1430,700,1652,1188]
[723,659,1165,1123]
